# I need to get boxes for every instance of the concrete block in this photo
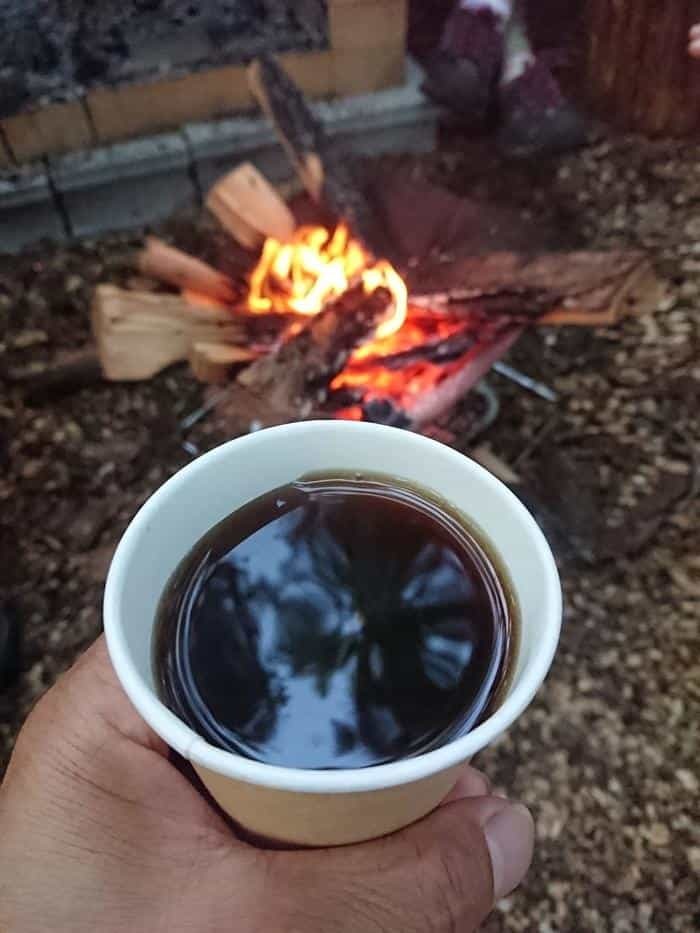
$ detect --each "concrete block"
[87,50,333,146]
[184,116,290,195]
[0,165,66,253]
[0,59,435,248]
[2,100,95,163]
[328,0,407,95]
[321,60,438,157]
[332,45,405,97]
[329,0,407,52]
[87,66,254,145]
[50,134,197,238]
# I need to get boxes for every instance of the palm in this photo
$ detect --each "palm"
[0,640,266,933]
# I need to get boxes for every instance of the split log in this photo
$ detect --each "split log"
[92,286,248,381]
[247,55,392,259]
[137,237,238,303]
[206,163,296,249]
[218,284,393,424]
[189,342,258,385]
[206,192,262,250]
[409,251,662,325]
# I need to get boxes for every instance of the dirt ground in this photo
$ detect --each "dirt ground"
[1,134,698,931]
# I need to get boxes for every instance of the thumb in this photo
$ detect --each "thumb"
[260,795,533,933]
[377,796,534,932]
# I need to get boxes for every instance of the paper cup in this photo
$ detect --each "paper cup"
[104,421,561,846]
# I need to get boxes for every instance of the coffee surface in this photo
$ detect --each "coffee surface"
[153,476,513,769]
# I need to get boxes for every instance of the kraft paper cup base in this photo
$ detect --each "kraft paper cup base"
[194,763,463,847]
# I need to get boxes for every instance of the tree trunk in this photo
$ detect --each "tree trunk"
[585,0,700,136]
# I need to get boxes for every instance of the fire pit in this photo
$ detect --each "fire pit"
[90,56,662,441]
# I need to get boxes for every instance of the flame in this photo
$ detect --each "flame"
[247,223,407,341]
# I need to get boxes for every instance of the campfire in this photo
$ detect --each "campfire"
[91,55,662,438]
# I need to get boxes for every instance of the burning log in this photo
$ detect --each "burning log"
[247,55,392,260]
[218,283,393,424]
[333,324,520,431]
[137,237,239,304]
[92,286,251,381]
[342,326,477,373]
[410,251,662,325]
[206,163,296,250]
[408,328,522,429]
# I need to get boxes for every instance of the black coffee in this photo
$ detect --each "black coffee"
[153,475,515,770]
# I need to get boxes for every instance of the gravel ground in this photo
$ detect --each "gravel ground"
[0,136,698,931]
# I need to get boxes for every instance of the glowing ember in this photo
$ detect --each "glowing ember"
[247,223,407,340]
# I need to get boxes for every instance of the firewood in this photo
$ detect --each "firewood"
[409,251,661,324]
[189,342,258,385]
[247,55,392,259]
[540,255,664,325]
[92,285,245,381]
[342,326,476,373]
[206,190,262,249]
[408,328,522,429]
[217,283,393,424]
[206,163,296,249]
[137,237,238,303]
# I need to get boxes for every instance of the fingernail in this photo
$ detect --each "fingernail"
[444,767,493,803]
[483,802,535,901]
[478,770,494,795]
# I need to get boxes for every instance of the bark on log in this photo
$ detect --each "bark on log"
[219,284,392,424]
[247,55,393,259]
[409,251,662,325]
[343,327,477,373]
[585,1,700,136]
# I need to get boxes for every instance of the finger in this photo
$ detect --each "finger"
[403,796,534,918]
[690,39,700,59]
[690,24,700,38]
[442,766,493,803]
[30,636,168,757]
[280,795,534,933]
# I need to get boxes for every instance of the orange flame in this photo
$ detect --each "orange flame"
[247,223,407,341]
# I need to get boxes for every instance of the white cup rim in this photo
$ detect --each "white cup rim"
[104,421,561,795]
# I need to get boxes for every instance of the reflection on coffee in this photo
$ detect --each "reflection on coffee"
[153,475,516,770]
